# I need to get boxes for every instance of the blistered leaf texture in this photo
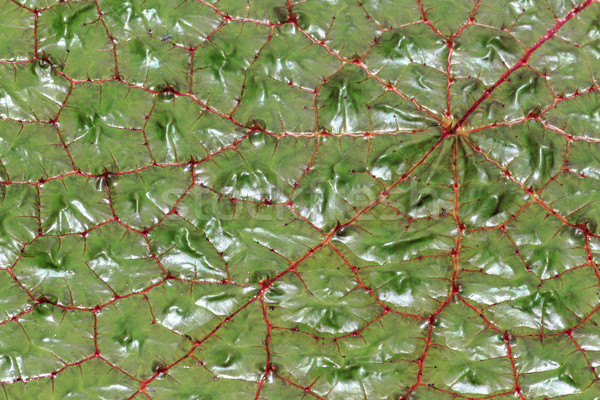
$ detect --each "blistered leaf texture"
[0,0,600,399]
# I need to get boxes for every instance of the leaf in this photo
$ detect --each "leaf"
[1,0,600,399]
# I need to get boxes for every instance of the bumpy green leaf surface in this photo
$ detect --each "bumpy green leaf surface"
[1,0,600,399]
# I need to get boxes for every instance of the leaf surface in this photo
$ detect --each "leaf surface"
[1,0,600,399]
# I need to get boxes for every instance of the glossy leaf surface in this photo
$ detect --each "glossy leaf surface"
[1,0,600,399]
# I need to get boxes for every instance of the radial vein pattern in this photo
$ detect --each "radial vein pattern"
[1,0,600,399]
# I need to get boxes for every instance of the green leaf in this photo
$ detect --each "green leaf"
[2,0,600,399]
